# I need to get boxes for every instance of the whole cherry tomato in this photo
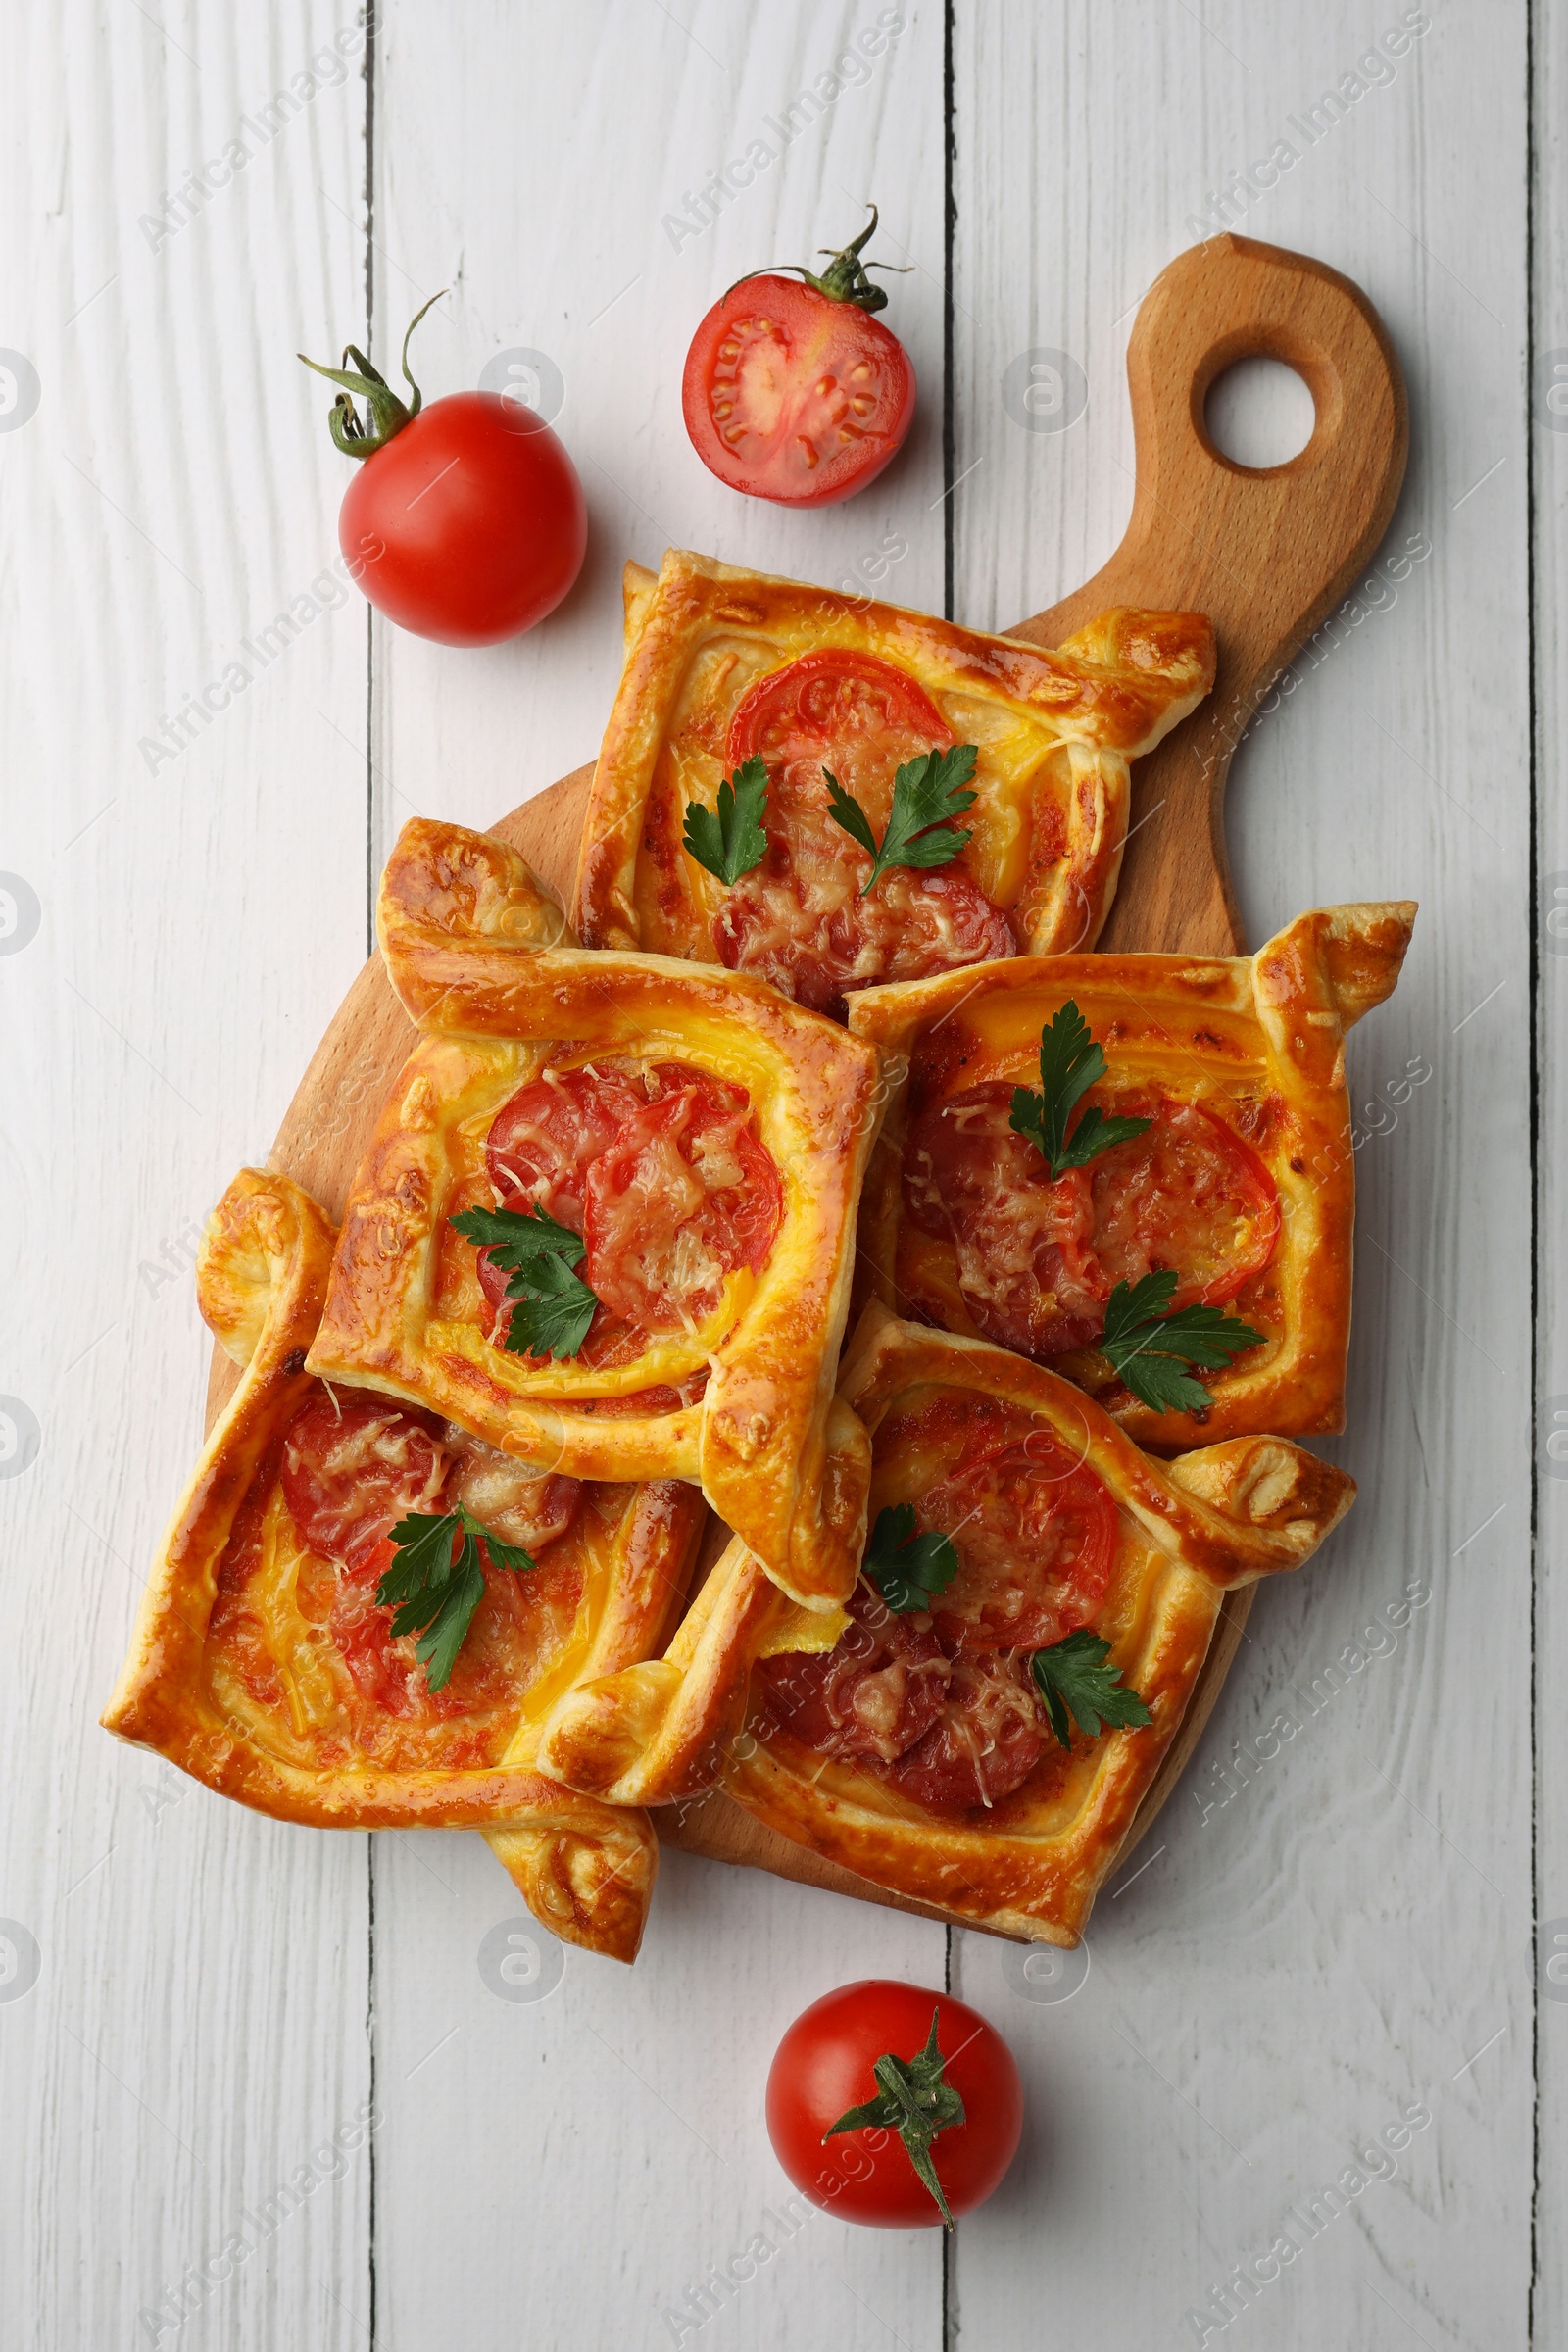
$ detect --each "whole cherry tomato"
[682,208,917,508]
[301,295,586,646]
[765,1979,1023,2228]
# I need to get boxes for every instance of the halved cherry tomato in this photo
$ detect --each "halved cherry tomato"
[766,1981,1023,2229]
[302,298,586,647]
[682,211,916,507]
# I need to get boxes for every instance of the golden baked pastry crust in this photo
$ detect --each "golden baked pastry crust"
[681,1308,1355,1946]
[574,548,1215,966]
[306,818,880,1610]
[538,1525,845,1808]
[848,901,1417,1446]
[101,1169,707,1964]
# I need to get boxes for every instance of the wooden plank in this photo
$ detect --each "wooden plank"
[1533,0,1568,2341]
[951,4,1534,2347]
[366,6,949,2346]
[0,6,375,2344]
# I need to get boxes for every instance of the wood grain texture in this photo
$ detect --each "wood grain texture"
[1533,0,1568,2341]
[367,8,949,2349]
[2,3,1548,2349]
[952,5,1534,2349]
[0,6,375,2346]
[1018,233,1407,956]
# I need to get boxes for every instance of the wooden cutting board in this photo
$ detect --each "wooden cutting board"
[208,232,1406,1937]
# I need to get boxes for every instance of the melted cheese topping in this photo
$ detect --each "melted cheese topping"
[837,1647,950,1763]
[925,1658,1043,1808]
[205,1488,353,1766]
[205,1474,604,1776]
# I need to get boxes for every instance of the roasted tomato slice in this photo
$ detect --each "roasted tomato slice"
[476,1060,783,1349]
[1088,1094,1280,1305]
[322,1525,575,1725]
[715,650,1014,1017]
[904,1083,1280,1356]
[280,1393,451,1576]
[485,1065,646,1227]
[682,270,915,509]
[718,854,1015,1019]
[760,1582,950,1765]
[765,1588,1050,1810]
[443,1426,583,1553]
[583,1067,781,1330]
[885,1656,1047,1810]
[761,1387,1112,1813]
[277,1394,583,1725]
[280,1391,455,1720]
[904,1084,1108,1354]
[727,649,954,823]
[904,1396,1119,1655]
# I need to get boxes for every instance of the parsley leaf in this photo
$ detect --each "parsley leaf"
[1008,1000,1153,1179]
[1099,1269,1265,1415]
[449,1201,599,1360]
[682,755,769,886]
[493,1251,599,1361]
[1030,1629,1152,1751]
[824,742,979,895]
[449,1200,584,1268]
[377,1503,539,1692]
[455,1502,538,1579]
[863,1502,960,1614]
[823,2009,967,2229]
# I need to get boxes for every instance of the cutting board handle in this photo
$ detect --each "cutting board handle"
[1010,233,1409,956]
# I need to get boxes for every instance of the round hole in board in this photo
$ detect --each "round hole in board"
[1203,357,1316,468]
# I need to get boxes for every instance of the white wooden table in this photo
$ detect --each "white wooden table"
[3,3,1558,2343]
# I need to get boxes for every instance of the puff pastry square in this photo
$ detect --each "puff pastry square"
[101,1170,707,1964]
[573,549,1215,1005]
[848,901,1417,1448]
[306,819,880,1610]
[548,1308,1354,1946]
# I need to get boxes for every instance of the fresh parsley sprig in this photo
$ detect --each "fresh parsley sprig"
[1030,1629,1152,1752]
[824,742,979,895]
[451,1199,583,1266]
[1008,1000,1152,1180]
[823,2009,967,2229]
[864,1502,960,1615]
[377,1504,538,1691]
[449,1201,599,1361]
[682,756,769,885]
[1099,1269,1264,1415]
